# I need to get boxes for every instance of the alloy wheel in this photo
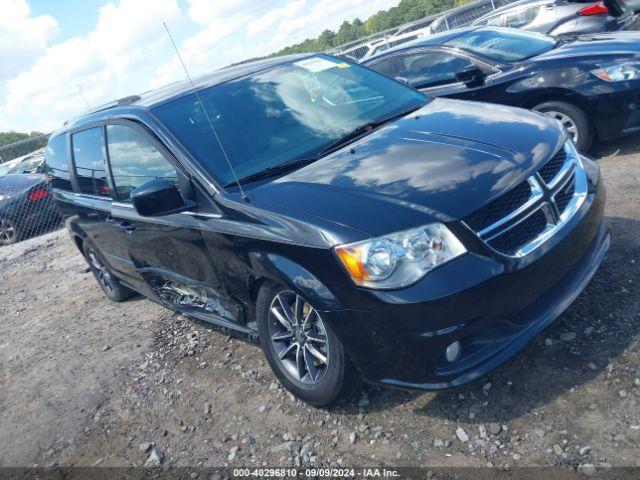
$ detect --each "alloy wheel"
[267,290,330,384]
[87,249,115,296]
[543,110,579,145]
[0,219,16,246]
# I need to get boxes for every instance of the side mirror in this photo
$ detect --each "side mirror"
[131,179,192,217]
[394,76,410,85]
[455,66,486,88]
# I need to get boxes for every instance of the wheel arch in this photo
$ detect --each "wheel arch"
[522,89,589,110]
[247,252,346,313]
[71,233,84,254]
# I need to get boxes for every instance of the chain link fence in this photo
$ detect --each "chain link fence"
[0,137,63,247]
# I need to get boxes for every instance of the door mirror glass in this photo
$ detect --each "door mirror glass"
[455,66,486,88]
[131,179,189,217]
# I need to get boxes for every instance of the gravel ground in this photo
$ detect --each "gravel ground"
[0,136,639,473]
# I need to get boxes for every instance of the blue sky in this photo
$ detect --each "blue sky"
[0,0,399,133]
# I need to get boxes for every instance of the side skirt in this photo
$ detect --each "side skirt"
[117,278,260,340]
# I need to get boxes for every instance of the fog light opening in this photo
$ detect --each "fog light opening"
[445,341,462,363]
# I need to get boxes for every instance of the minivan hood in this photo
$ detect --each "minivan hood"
[251,98,563,238]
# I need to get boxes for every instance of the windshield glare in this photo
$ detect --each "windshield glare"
[153,55,427,187]
[446,28,555,62]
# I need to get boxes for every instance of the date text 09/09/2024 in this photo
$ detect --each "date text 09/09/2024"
[232,468,401,477]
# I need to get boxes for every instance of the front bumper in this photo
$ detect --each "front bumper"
[587,82,640,141]
[325,174,607,390]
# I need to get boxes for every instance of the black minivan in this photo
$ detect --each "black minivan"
[47,54,608,406]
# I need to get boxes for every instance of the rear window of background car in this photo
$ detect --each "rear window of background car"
[71,128,111,198]
[44,134,73,191]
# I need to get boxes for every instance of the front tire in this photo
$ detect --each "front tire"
[83,240,135,302]
[256,283,359,407]
[533,101,593,152]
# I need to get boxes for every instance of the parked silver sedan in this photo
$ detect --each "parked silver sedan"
[472,0,638,35]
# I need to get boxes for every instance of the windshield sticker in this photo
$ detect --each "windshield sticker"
[294,57,339,73]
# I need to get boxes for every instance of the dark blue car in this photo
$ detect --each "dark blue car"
[47,54,608,406]
[363,27,640,151]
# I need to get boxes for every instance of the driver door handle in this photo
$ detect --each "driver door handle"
[107,217,135,233]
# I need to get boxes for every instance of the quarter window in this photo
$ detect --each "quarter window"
[44,134,73,191]
[396,51,474,89]
[106,124,179,202]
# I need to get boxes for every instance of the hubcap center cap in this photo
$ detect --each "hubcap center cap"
[294,328,305,344]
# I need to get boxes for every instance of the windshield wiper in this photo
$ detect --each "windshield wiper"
[225,105,423,188]
[226,157,319,187]
[316,105,423,157]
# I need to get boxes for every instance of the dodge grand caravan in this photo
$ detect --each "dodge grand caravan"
[46,54,608,406]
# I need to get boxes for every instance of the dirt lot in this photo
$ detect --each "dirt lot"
[1,136,639,473]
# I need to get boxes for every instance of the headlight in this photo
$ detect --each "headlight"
[334,223,466,289]
[591,63,640,82]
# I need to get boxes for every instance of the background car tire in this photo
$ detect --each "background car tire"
[83,240,135,302]
[533,101,593,152]
[0,218,22,246]
[256,282,360,407]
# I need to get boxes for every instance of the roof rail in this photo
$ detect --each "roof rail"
[116,95,141,106]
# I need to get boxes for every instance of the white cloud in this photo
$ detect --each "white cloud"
[0,0,59,83]
[2,0,182,132]
[152,0,397,88]
[1,0,401,132]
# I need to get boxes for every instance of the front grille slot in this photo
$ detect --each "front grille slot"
[538,147,567,184]
[487,210,548,255]
[554,174,576,214]
[463,180,532,232]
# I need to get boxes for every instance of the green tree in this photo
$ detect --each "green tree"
[0,131,49,162]
[271,0,473,57]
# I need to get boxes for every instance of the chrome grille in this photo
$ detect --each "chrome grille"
[463,142,588,258]
[487,209,548,256]
[555,174,576,214]
[464,180,532,232]
[538,147,566,185]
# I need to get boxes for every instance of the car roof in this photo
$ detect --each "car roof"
[363,27,478,63]
[58,53,313,132]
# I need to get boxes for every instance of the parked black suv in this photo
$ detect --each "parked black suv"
[48,54,608,406]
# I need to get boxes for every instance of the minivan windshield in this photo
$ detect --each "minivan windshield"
[446,28,555,62]
[153,55,427,187]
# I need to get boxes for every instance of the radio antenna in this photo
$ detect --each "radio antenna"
[163,22,248,201]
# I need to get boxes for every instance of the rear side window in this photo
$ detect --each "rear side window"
[477,13,504,26]
[369,58,399,78]
[72,127,110,197]
[506,7,540,28]
[44,134,72,191]
[106,124,179,202]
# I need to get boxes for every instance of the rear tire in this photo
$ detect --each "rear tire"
[83,240,135,302]
[533,101,593,152]
[0,218,21,246]
[256,282,360,407]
